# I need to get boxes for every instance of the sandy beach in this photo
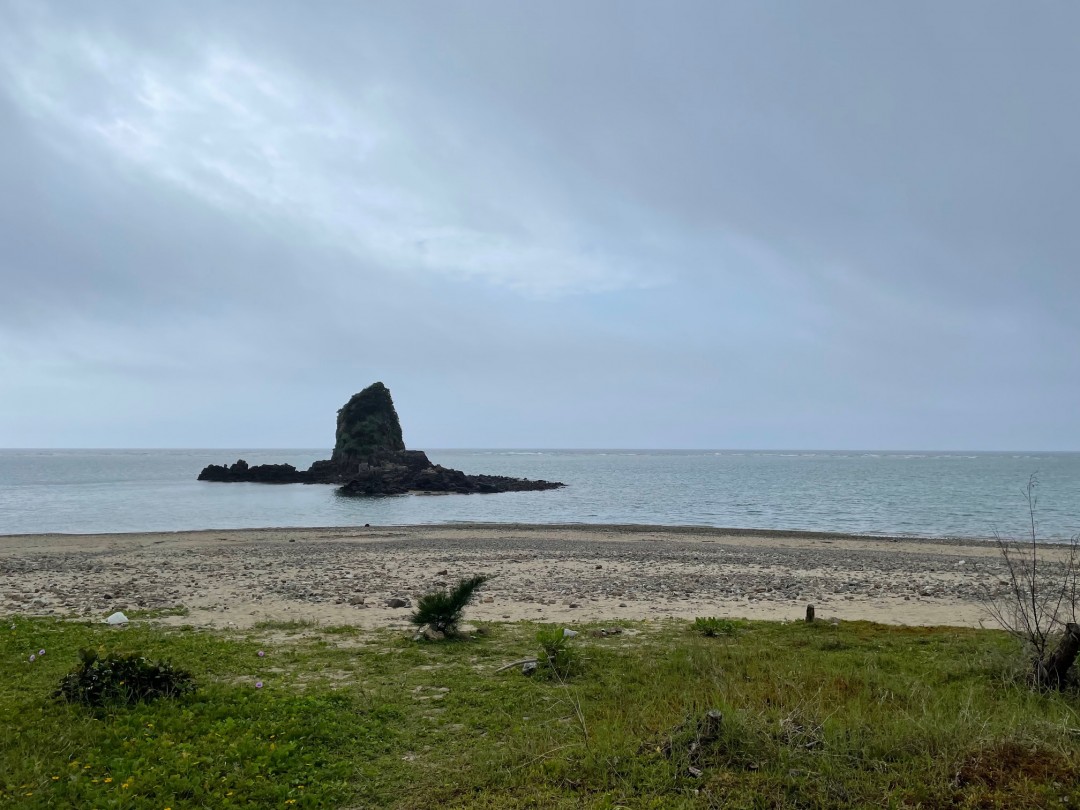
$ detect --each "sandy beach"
[2,524,1061,630]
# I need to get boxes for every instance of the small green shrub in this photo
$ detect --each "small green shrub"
[54,648,196,707]
[692,617,741,637]
[536,627,579,679]
[411,575,490,635]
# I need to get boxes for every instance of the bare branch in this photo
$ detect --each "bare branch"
[980,475,1079,689]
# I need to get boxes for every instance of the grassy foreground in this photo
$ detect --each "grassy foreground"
[2,614,1079,809]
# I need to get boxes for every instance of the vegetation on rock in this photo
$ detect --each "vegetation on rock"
[331,381,405,466]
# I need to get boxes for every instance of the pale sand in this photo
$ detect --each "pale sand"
[1,524,1063,630]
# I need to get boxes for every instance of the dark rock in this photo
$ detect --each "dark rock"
[331,382,406,471]
[386,597,410,608]
[306,459,345,483]
[590,627,623,637]
[197,460,307,483]
[521,661,538,676]
[197,382,566,495]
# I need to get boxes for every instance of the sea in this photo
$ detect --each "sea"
[0,449,1078,540]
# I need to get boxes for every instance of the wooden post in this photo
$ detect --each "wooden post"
[701,709,723,742]
[806,604,815,623]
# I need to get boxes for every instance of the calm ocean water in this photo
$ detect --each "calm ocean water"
[0,449,1078,539]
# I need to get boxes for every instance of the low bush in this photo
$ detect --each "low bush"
[411,574,490,636]
[980,476,1080,690]
[692,616,741,637]
[536,627,579,679]
[54,648,196,707]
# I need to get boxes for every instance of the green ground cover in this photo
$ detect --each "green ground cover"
[2,614,1078,809]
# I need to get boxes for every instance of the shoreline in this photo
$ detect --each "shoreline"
[2,523,1070,630]
[0,521,1027,545]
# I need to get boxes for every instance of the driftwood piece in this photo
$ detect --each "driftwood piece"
[495,658,539,673]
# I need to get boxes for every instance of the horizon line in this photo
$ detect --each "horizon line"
[1,447,1078,454]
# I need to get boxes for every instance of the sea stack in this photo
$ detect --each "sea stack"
[198,382,565,496]
[330,381,406,467]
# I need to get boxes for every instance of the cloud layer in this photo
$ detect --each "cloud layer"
[2,1,1078,449]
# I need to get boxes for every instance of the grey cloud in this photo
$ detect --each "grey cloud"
[1,1,1077,449]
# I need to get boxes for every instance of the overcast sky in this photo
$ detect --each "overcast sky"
[1,2,1077,450]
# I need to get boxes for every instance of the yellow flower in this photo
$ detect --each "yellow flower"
[51,776,60,781]
[104,777,113,783]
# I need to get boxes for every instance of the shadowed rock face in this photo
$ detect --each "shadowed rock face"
[197,383,565,496]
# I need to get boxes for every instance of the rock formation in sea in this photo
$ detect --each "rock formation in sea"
[197,382,565,496]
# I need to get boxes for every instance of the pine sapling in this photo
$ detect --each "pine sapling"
[411,574,491,636]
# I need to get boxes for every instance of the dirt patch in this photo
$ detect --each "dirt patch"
[955,740,1078,791]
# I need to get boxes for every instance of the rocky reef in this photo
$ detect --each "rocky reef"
[198,382,565,496]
